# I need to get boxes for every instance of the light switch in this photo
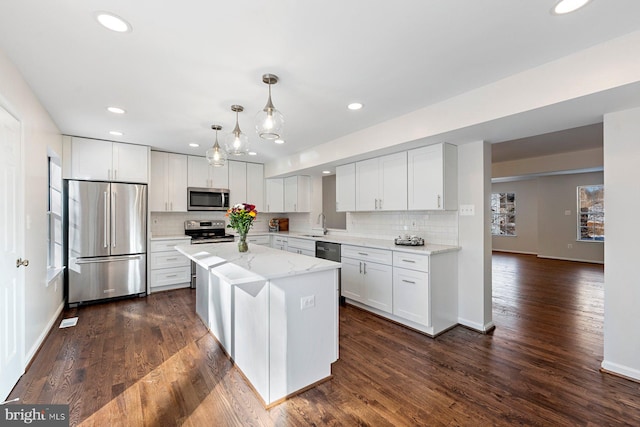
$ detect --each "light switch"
[565,210,571,216]
[460,205,475,216]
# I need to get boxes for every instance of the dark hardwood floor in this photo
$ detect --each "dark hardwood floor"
[8,253,640,426]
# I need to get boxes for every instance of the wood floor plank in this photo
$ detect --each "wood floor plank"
[6,253,640,426]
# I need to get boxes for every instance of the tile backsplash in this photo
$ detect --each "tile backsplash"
[151,210,458,246]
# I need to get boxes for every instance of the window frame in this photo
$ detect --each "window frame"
[577,184,604,242]
[491,192,516,236]
[48,156,63,270]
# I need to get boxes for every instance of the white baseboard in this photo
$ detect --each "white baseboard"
[458,317,494,333]
[492,249,537,255]
[601,360,640,382]
[537,254,604,265]
[24,301,65,368]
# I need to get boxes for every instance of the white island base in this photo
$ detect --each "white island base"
[177,243,340,407]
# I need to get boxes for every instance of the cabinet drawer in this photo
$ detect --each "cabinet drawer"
[150,239,190,253]
[150,251,190,269]
[393,267,429,326]
[247,235,270,245]
[342,245,392,265]
[150,266,191,288]
[393,251,429,272]
[287,237,315,252]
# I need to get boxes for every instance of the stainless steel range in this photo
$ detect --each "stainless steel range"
[185,220,235,287]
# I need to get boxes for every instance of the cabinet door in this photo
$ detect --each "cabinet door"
[228,160,247,206]
[112,143,148,183]
[283,176,297,212]
[167,153,188,211]
[211,161,229,189]
[149,151,168,211]
[408,144,443,210]
[355,157,378,211]
[70,137,112,181]
[393,268,429,326]
[246,163,264,213]
[187,156,210,187]
[336,163,356,212]
[295,176,311,212]
[363,261,393,313]
[341,257,364,303]
[265,178,284,212]
[378,152,407,211]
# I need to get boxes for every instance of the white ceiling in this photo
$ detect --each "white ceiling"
[1,1,640,165]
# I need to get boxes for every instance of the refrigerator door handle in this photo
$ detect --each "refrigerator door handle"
[112,191,116,248]
[103,191,109,248]
[76,255,142,264]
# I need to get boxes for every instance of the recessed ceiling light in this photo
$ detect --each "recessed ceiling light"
[189,143,200,148]
[109,131,123,136]
[107,106,126,114]
[552,0,591,15]
[322,170,331,174]
[274,139,285,144]
[248,151,257,156]
[347,102,363,110]
[95,12,132,33]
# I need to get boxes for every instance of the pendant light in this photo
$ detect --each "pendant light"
[206,124,226,167]
[255,73,284,140]
[226,105,250,156]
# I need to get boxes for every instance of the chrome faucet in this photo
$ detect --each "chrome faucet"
[317,213,328,235]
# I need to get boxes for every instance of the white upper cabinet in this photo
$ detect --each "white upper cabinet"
[355,152,407,211]
[336,163,356,212]
[187,156,229,189]
[67,136,148,183]
[407,143,458,210]
[265,178,284,213]
[150,151,187,212]
[228,160,247,206]
[284,175,311,212]
[246,163,264,213]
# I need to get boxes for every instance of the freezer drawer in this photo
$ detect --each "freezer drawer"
[68,254,146,304]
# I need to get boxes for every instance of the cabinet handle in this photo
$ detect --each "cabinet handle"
[108,169,111,180]
[380,199,383,209]
[166,274,178,278]
[166,257,178,261]
[402,279,416,284]
[359,261,362,274]
[165,202,168,211]
[374,198,378,210]
[363,262,367,275]
[170,202,173,211]
[402,259,416,263]
[114,169,118,180]
[294,203,297,211]
[358,252,369,256]
[438,195,441,208]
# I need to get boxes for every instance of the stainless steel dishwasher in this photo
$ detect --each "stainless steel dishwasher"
[315,241,344,305]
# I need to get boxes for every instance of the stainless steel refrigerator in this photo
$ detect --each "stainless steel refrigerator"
[66,180,147,305]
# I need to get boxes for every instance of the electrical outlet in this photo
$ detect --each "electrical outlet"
[152,218,158,225]
[300,295,315,310]
[567,243,573,249]
[411,220,417,229]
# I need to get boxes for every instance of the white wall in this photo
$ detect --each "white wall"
[537,172,604,263]
[458,141,493,332]
[602,106,640,381]
[492,147,603,179]
[0,48,64,364]
[492,179,538,254]
[492,172,605,263]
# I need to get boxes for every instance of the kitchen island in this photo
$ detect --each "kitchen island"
[175,242,340,407]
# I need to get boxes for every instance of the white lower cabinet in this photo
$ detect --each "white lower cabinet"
[342,243,458,337]
[149,238,191,292]
[271,235,288,251]
[341,245,393,313]
[286,237,315,256]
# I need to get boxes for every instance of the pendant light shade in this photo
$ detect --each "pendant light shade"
[206,124,226,167]
[255,74,284,140]
[225,105,250,156]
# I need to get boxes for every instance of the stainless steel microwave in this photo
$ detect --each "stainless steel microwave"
[187,187,230,211]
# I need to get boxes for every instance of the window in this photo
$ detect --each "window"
[577,184,604,242]
[48,157,63,269]
[491,192,516,236]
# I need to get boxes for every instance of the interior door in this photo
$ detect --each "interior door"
[0,105,25,400]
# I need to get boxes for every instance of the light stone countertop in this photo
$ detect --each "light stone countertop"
[175,242,341,285]
[231,231,460,255]
[150,235,192,241]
